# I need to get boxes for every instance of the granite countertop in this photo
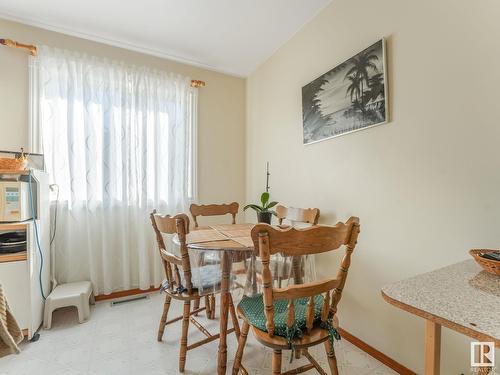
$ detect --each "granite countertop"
[382,260,500,345]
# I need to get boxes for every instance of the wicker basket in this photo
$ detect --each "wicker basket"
[0,157,27,171]
[0,148,27,171]
[470,249,500,276]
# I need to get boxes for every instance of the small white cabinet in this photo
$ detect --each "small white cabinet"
[1,259,30,330]
[0,170,50,339]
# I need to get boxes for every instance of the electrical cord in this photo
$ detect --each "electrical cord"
[28,170,46,300]
[49,184,59,246]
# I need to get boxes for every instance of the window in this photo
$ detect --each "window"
[30,46,197,294]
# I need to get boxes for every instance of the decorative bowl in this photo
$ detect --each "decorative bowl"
[470,249,500,276]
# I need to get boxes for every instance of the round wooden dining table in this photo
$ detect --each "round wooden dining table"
[174,223,255,375]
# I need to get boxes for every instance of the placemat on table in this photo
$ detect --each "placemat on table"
[187,230,227,244]
[210,224,253,232]
[218,229,251,238]
[231,236,254,248]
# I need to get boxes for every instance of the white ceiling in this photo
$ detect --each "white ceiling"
[0,0,332,77]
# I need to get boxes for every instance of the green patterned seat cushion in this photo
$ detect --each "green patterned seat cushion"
[239,293,340,355]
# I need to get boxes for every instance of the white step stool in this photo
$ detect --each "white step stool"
[43,281,94,329]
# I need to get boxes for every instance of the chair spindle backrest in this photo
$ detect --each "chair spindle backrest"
[251,217,360,337]
[189,202,239,228]
[276,205,320,226]
[150,211,194,294]
[275,205,321,286]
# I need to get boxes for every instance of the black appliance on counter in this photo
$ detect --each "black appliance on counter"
[0,231,27,254]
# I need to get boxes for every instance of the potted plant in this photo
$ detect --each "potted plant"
[244,192,278,224]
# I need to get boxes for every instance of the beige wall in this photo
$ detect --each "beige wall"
[246,0,500,373]
[0,18,246,207]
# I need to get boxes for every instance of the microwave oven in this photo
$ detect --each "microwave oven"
[0,181,33,222]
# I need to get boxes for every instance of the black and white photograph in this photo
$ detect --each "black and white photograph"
[302,39,388,144]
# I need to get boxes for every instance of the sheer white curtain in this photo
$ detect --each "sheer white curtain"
[31,46,197,295]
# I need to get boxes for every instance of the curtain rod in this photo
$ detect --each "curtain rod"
[0,38,206,88]
[0,38,37,56]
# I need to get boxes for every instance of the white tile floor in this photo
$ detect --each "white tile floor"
[0,292,398,375]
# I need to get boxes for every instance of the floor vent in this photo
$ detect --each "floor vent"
[110,295,149,306]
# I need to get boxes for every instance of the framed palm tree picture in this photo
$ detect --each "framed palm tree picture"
[302,38,388,145]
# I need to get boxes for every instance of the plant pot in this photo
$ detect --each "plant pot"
[257,211,272,224]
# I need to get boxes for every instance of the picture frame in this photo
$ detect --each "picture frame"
[302,38,389,145]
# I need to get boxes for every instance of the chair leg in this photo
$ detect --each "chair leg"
[157,295,172,341]
[179,300,191,372]
[324,340,339,375]
[209,294,216,319]
[295,348,302,359]
[272,349,282,375]
[193,297,200,316]
[232,320,250,375]
[228,295,240,339]
[204,295,211,318]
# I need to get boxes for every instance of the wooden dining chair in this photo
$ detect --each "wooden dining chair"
[232,217,360,375]
[150,211,241,373]
[276,205,320,226]
[273,205,321,287]
[190,201,246,311]
[190,202,239,228]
